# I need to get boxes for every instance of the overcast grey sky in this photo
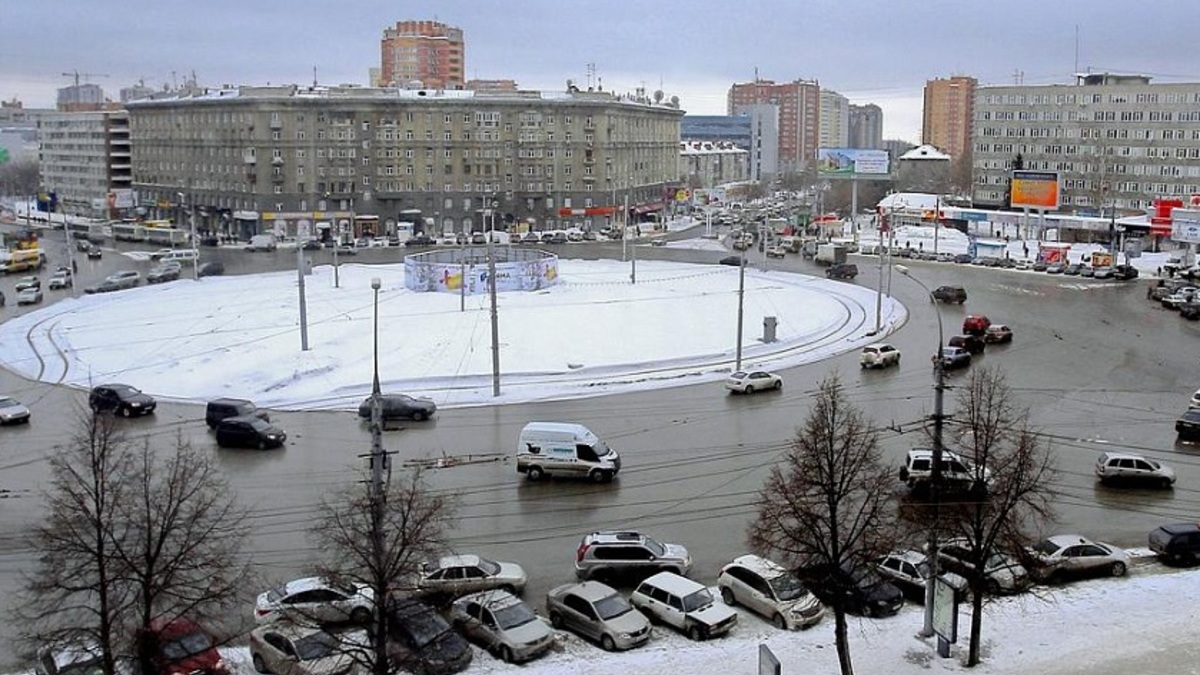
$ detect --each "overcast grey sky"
[5,0,1199,143]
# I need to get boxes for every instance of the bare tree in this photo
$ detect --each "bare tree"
[940,366,1057,667]
[747,374,896,675]
[20,416,249,675]
[20,413,131,674]
[310,467,455,675]
[0,157,39,196]
[112,434,249,675]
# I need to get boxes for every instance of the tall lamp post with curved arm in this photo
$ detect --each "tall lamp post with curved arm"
[895,264,947,640]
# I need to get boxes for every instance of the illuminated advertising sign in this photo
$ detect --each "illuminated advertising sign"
[1010,170,1060,210]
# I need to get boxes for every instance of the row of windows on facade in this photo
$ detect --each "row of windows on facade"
[974,173,1199,196]
[975,157,1200,174]
[138,178,631,196]
[981,109,1200,123]
[975,142,1200,157]
[979,91,1200,106]
[137,111,610,130]
[981,127,1200,140]
[140,157,665,178]
[138,145,667,164]
[971,189,1171,210]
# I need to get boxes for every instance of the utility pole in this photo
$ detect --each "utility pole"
[487,197,501,397]
[735,252,746,371]
[296,242,309,351]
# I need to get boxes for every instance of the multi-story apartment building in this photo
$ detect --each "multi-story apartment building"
[848,104,883,149]
[728,79,820,174]
[972,73,1200,214]
[680,140,748,188]
[681,109,779,181]
[923,75,976,167]
[818,89,850,150]
[37,110,132,217]
[379,20,465,89]
[126,85,683,237]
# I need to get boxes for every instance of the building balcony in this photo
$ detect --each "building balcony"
[243,152,257,164]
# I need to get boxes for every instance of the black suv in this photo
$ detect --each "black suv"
[214,416,286,449]
[1175,409,1200,440]
[1148,523,1200,566]
[932,285,968,304]
[825,263,858,280]
[796,561,904,618]
[205,397,269,428]
[89,384,157,417]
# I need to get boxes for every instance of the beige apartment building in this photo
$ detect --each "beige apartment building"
[923,75,976,173]
[728,79,820,173]
[972,73,1200,215]
[38,110,132,217]
[379,20,465,90]
[126,85,683,238]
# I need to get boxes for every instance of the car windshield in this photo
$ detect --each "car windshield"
[643,538,666,557]
[1031,539,1061,556]
[593,592,634,620]
[766,572,809,601]
[396,609,451,648]
[0,397,15,406]
[730,371,748,379]
[475,558,500,575]
[112,385,140,397]
[59,659,104,675]
[159,630,211,659]
[681,588,715,612]
[294,630,338,660]
[493,601,538,629]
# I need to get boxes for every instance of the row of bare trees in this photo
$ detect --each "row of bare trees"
[749,366,1056,674]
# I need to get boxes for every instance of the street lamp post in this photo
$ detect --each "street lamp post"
[895,264,946,640]
[366,276,387,654]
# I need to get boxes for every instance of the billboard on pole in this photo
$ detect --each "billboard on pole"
[817,148,890,178]
[1010,170,1060,209]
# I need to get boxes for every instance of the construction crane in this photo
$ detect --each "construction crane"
[61,70,110,86]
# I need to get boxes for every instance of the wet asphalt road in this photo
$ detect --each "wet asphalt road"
[1,227,1198,666]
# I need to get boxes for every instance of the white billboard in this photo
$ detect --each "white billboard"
[1170,208,1200,244]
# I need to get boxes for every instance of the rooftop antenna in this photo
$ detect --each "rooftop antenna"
[313,66,318,87]
[1074,24,1080,74]
[1012,69,1024,85]
[586,62,596,90]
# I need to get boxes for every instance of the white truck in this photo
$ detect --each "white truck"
[245,234,277,252]
[515,422,621,483]
[815,243,847,266]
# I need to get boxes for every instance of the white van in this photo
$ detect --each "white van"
[159,249,198,264]
[516,422,621,483]
[245,234,277,252]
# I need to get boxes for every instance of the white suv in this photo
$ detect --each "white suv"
[860,343,901,369]
[629,572,738,641]
[899,448,989,491]
[1094,452,1176,488]
[717,554,824,630]
[574,531,691,581]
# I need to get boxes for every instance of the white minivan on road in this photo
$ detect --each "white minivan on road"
[515,422,621,482]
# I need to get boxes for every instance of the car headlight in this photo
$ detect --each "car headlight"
[129,402,142,407]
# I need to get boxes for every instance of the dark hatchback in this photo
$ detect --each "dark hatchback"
[796,561,904,618]
[205,397,269,428]
[214,415,287,449]
[1149,523,1200,566]
[387,597,472,675]
[932,285,968,304]
[948,334,986,355]
[358,394,437,422]
[1175,409,1200,440]
[89,384,157,417]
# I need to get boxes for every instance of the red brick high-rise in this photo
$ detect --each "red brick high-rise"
[922,75,976,163]
[727,79,821,172]
[380,20,465,89]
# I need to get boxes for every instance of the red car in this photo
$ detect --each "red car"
[139,616,228,675]
[962,315,992,336]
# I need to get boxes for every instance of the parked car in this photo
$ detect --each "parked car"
[629,571,738,641]
[0,395,31,424]
[1064,263,1082,276]
[357,393,437,422]
[17,287,43,305]
[215,415,286,449]
[386,596,472,675]
[932,285,967,304]
[1093,267,1115,279]
[718,255,745,267]
[765,245,787,258]
[104,270,141,290]
[983,324,1013,344]
[962,315,992,335]
[1175,408,1200,440]
[948,334,986,355]
[899,447,989,492]
[796,561,905,618]
[937,346,972,370]
[83,279,122,294]
[874,551,968,603]
[1190,389,1200,409]
[1046,262,1066,274]
[89,383,157,417]
[932,537,1031,595]
[953,253,974,264]
[1113,264,1140,280]
[1025,534,1130,582]
[545,580,652,651]
[205,397,269,428]
[249,623,358,675]
[14,275,40,292]
[717,554,824,630]
[1031,260,1048,271]
[406,234,436,248]
[35,637,105,675]
[825,263,858,280]
[197,261,225,277]
[1094,451,1176,488]
[1148,522,1200,566]
[417,554,527,598]
[254,576,374,625]
[1180,302,1200,320]
[860,343,901,369]
[449,590,554,663]
[139,616,229,675]
[146,263,182,284]
[725,370,782,394]
[574,530,692,581]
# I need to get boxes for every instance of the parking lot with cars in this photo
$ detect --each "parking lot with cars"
[4,220,1200,672]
